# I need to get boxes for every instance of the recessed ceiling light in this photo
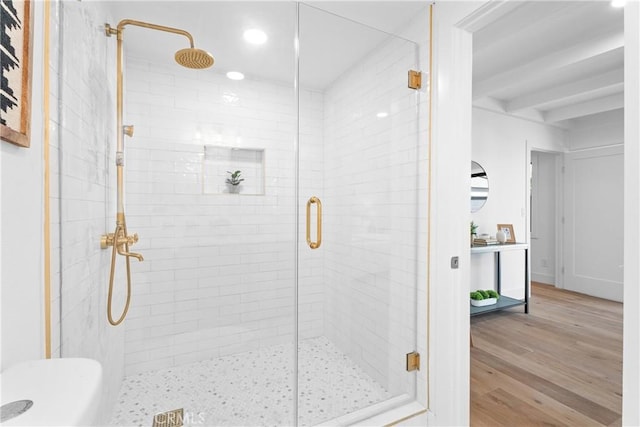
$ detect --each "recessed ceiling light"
[611,0,625,7]
[226,71,245,81]
[376,112,388,118]
[243,28,268,45]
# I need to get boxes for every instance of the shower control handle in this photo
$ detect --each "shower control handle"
[125,233,138,245]
[100,231,139,249]
[123,125,134,137]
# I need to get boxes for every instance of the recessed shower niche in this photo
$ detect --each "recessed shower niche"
[202,145,265,195]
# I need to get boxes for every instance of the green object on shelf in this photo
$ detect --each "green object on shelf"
[470,289,501,300]
[226,170,245,186]
[470,291,484,300]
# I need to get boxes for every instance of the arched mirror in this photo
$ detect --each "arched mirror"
[471,161,489,213]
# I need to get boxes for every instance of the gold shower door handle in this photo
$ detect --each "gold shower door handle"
[306,196,322,249]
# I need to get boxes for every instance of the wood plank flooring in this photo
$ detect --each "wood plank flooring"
[470,282,622,426]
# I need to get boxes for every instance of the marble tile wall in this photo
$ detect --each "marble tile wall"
[51,1,125,423]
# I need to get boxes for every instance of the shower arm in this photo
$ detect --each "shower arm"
[106,19,196,50]
[105,20,196,218]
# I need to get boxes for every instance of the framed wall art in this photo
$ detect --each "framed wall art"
[1,0,33,148]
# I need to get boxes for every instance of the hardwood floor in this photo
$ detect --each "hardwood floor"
[470,282,622,426]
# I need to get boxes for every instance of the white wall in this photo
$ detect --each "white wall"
[1,1,46,371]
[471,108,565,297]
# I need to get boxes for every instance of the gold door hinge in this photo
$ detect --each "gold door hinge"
[406,351,420,371]
[408,70,422,89]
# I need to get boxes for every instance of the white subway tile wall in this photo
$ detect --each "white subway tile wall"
[52,1,125,424]
[121,57,325,375]
[320,35,420,395]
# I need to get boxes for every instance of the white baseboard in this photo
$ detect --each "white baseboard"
[531,273,555,285]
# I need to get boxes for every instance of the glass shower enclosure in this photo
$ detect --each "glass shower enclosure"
[56,1,424,425]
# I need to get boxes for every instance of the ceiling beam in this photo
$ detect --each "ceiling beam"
[506,69,624,112]
[457,1,523,34]
[543,93,624,123]
[473,1,578,55]
[473,97,547,124]
[472,96,506,113]
[473,33,624,100]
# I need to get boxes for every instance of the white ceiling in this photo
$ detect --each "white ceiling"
[103,1,426,90]
[103,1,624,127]
[472,1,624,129]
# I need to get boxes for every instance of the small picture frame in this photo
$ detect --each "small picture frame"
[497,224,516,243]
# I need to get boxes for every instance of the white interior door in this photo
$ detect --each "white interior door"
[563,146,624,301]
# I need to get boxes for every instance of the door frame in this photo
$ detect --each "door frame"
[428,1,640,426]
[527,147,564,290]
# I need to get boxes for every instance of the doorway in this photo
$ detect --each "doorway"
[468,1,625,425]
[529,150,561,288]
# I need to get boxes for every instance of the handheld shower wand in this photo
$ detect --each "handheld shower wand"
[102,19,213,326]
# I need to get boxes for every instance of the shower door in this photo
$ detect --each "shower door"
[297,4,421,425]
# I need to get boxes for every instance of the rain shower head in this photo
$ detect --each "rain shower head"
[105,20,214,70]
[175,47,214,69]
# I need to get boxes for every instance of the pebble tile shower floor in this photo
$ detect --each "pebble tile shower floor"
[109,337,391,426]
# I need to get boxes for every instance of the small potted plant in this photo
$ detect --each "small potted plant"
[470,289,500,307]
[470,221,478,247]
[226,170,244,193]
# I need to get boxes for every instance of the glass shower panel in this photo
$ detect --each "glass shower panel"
[108,2,299,425]
[298,4,420,425]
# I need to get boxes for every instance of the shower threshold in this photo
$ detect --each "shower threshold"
[110,336,392,426]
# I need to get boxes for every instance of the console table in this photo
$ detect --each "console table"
[470,242,529,316]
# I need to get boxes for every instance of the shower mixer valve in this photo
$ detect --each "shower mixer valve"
[101,231,138,248]
[100,229,144,261]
